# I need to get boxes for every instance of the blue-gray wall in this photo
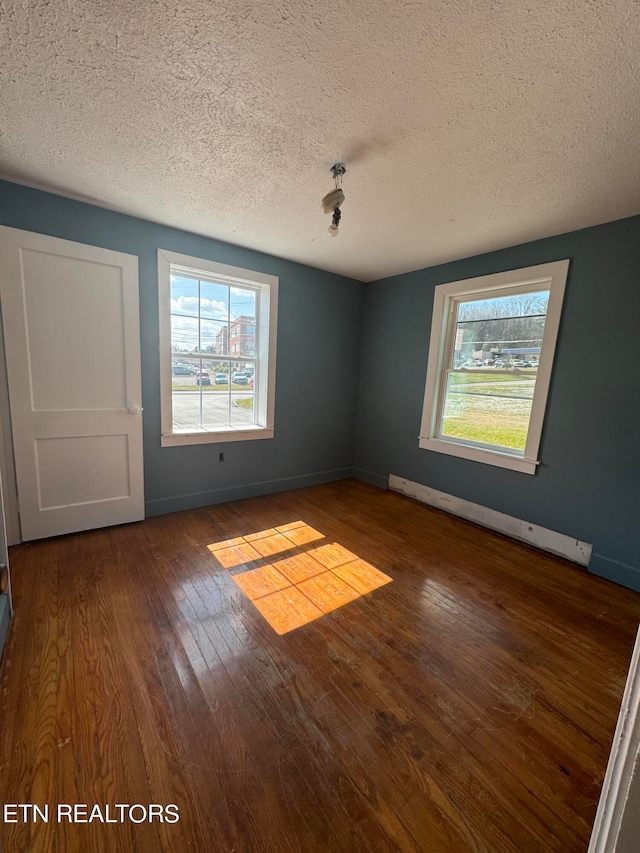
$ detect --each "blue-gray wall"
[354,216,640,591]
[0,180,364,514]
[2,179,639,593]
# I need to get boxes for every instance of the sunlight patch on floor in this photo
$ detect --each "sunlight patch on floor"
[236,553,391,634]
[208,521,324,567]
[207,522,393,634]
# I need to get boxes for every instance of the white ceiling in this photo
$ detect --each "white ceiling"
[1,1,639,282]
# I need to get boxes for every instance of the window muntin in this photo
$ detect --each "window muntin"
[170,274,258,432]
[158,251,277,446]
[419,261,569,474]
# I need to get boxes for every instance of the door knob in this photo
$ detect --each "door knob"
[127,403,142,415]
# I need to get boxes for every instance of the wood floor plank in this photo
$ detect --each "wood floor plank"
[232,564,293,600]
[1,479,639,852]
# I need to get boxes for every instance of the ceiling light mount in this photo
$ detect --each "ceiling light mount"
[330,163,346,183]
[322,163,347,237]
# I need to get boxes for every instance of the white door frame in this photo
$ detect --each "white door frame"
[588,625,640,852]
[0,315,20,544]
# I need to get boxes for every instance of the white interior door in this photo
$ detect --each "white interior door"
[0,226,144,540]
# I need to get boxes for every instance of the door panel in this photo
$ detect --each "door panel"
[22,248,128,411]
[35,434,131,508]
[0,226,144,540]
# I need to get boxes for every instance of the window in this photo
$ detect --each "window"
[419,260,569,474]
[158,250,278,446]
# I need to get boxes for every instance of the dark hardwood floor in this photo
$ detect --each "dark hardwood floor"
[1,479,639,852]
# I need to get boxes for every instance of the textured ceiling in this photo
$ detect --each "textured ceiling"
[1,0,640,281]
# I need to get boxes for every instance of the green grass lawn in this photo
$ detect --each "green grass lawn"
[461,387,533,399]
[172,382,249,392]
[442,419,528,450]
[424,369,539,451]
[234,398,254,410]
[442,378,533,450]
[448,369,536,385]
[449,380,535,399]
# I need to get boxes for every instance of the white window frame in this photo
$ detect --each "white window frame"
[419,260,569,475]
[158,249,278,447]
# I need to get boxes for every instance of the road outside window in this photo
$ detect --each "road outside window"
[158,250,277,446]
[419,261,569,474]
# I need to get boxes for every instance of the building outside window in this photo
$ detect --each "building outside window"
[158,250,278,446]
[419,260,569,474]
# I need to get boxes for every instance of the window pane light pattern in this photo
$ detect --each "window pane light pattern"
[439,291,549,453]
[170,273,257,433]
[207,521,393,635]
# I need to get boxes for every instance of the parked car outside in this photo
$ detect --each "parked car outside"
[172,364,195,375]
[196,370,211,385]
[215,373,227,384]
[233,373,249,384]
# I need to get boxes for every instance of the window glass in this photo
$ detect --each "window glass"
[161,251,276,446]
[418,261,568,474]
[441,291,549,452]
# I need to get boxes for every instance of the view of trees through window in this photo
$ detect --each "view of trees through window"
[439,290,550,452]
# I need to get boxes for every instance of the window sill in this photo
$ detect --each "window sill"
[418,436,538,475]
[161,427,274,447]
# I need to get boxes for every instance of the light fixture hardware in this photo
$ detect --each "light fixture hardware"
[322,163,346,237]
[330,163,346,184]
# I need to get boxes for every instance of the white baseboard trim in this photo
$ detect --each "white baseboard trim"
[388,474,592,566]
